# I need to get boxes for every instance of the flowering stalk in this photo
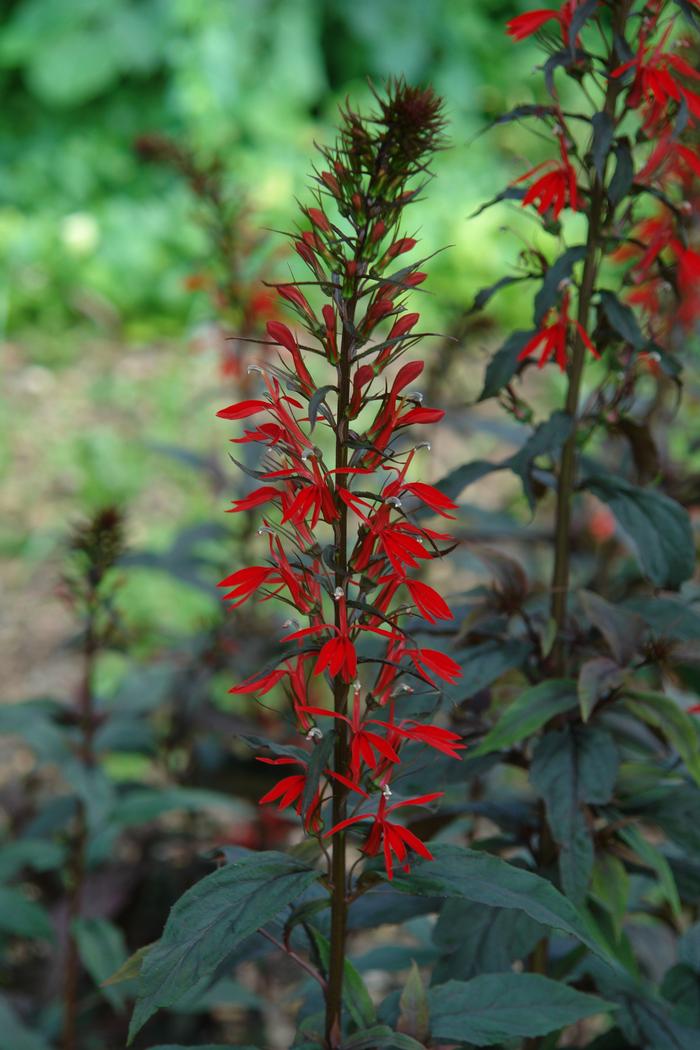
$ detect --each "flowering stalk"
[503,0,700,671]
[59,509,125,1050]
[216,81,462,1045]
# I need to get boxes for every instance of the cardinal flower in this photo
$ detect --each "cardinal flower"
[258,756,322,831]
[515,134,579,220]
[325,786,443,879]
[518,291,598,371]
[507,1,592,46]
[300,683,400,778]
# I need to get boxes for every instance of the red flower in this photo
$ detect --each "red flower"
[507,2,592,47]
[613,31,700,131]
[301,684,400,778]
[515,134,579,220]
[517,291,598,371]
[325,788,443,880]
[258,757,322,831]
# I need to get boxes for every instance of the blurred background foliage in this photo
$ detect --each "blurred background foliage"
[1,0,548,670]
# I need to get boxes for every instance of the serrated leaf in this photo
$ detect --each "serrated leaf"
[128,852,319,1041]
[429,974,612,1045]
[472,679,578,757]
[531,726,619,903]
[389,843,608,959]
[584,474,694,589]
[624,690,700,786]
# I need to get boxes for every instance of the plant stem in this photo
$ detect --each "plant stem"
[63,597,97,1050]
[549,13,627,675]
[325,293,356,1048]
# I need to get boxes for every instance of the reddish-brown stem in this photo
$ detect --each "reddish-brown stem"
[549,3,629,674]
[62,597,97,1050]
[325,289,357,1048]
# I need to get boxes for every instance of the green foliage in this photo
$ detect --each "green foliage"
[428,974,612,1045]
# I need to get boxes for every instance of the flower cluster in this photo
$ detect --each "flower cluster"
[505,0,700,378]
[216,81,463,881]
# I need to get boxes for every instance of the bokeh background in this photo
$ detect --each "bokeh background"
[1,0,547,707]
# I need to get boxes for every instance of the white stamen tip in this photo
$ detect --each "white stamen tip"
[382,785,393,799]
[306,726,323,740]
[333,586,344,600]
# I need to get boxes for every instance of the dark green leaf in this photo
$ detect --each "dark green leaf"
[568,0,600,51]
[341,1026,424,1050]
[579,590,645,665]
[471,679,578,757]
[0,887,53,940]
[578,657,623,721]
[128,851,319,1040]
[433,900,544,982]
[302,730,334,820]
[661,965,700,1026]
[434,460,501,503]
[531,726,619,902]
[389,843,608,958]
[470,275,530,313]
[73,918,128,1008]
[584,474,694,589]
[456,638,532,697]
[308,385,335,431]
[478,330,533,401]
[598,290,646,349]
[623,690,700,786]
[618,825,681,918]
[590,964,699,1050]
[308,927,376,1030]
[0,839,65,880]
[608,139,634,206]
[0,998,52,1050]
[506,411,573,510]
[591,112,614,180]
[534,247,587,325]
[429,974,612,1045]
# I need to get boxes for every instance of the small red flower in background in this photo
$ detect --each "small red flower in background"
[515,134,579,220]
[518,291,598,371]
[507,2,593,47]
